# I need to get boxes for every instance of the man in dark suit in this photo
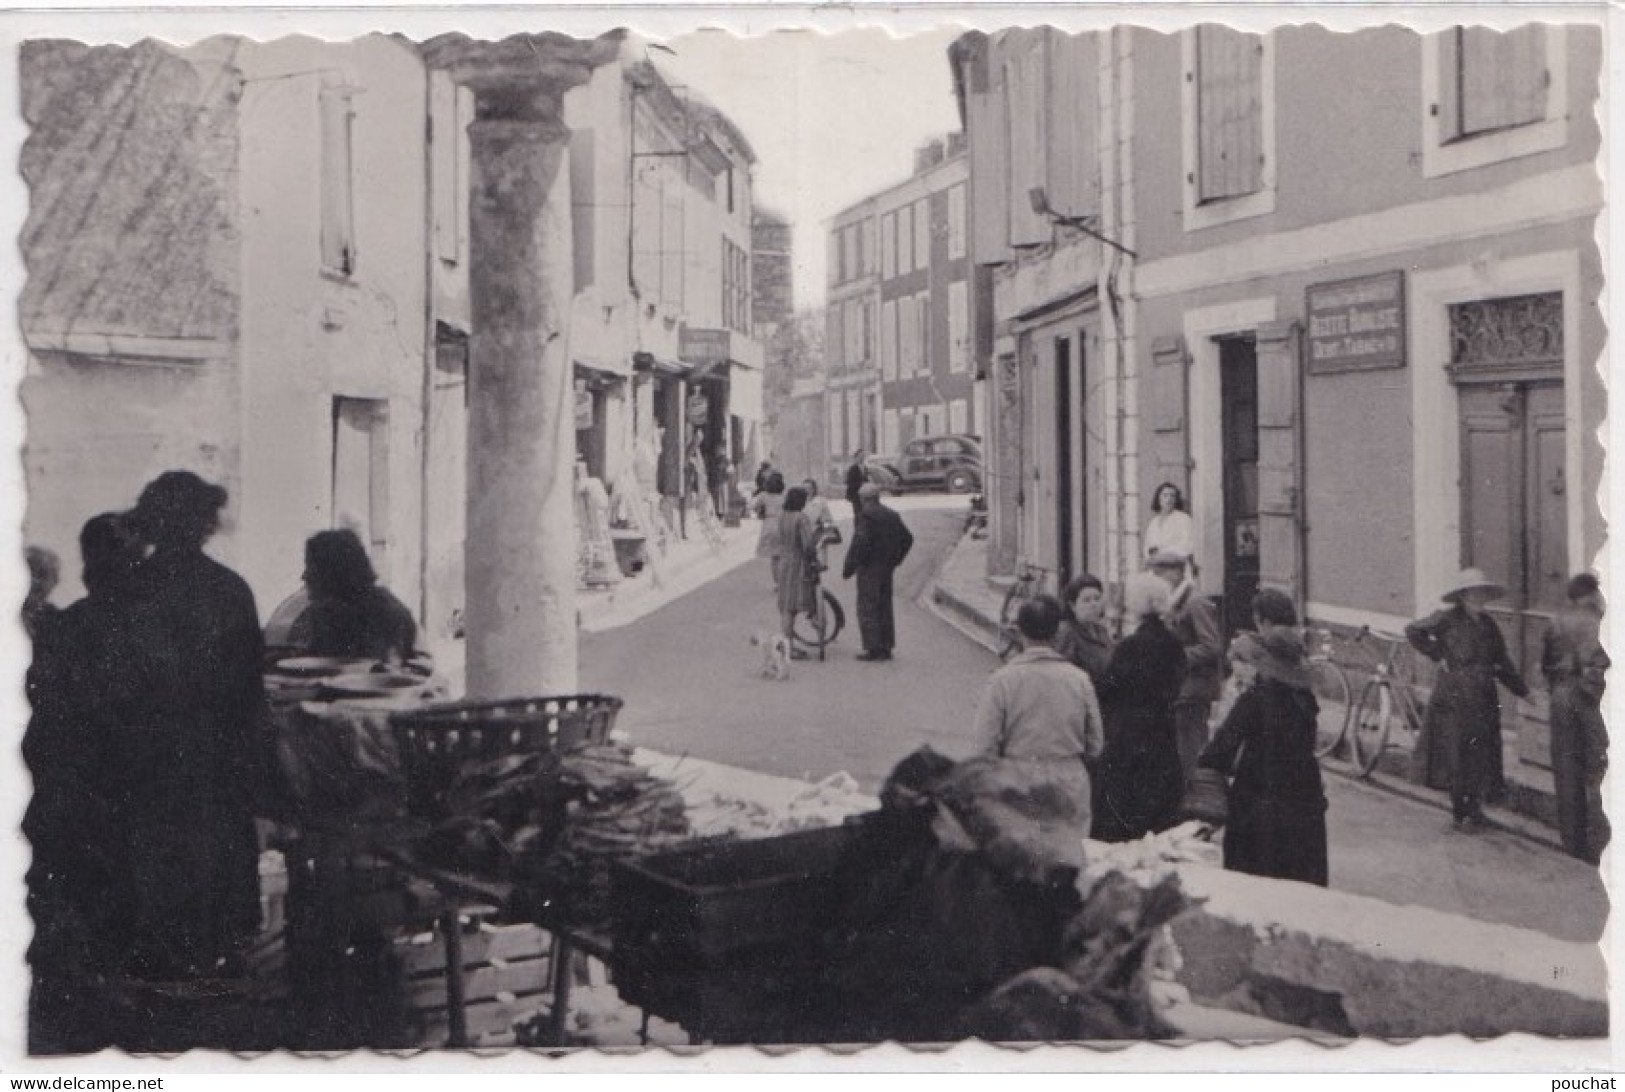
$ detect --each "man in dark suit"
[842,483,914,662]
[844,449,868,509]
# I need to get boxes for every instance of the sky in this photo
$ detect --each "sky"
[650,25,965,313]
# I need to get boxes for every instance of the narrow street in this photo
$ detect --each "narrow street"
[584,500,1608,950]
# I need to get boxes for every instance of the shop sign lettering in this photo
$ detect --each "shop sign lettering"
[1306,271,1406,374]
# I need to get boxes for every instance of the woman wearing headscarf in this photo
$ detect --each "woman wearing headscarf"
[1197,589,1329,886]
[118,470,269,980]
[776,486,820,659]
[288,528,418,664]
[1091,572,1188,842]
[1406,567,1529,832]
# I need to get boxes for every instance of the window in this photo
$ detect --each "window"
[917,291,932,374]
[861,299,873,363]
[881,212,896,279]
[726,166,735,214]
[897,206,914,275]
[900,295,919,375]
[827,305,845,368]
[913,200,930,270]
[841,227,857,284]
[722,238,750,334]
[430,74,471,265]
[882,299,898,381]
[827,393,843,456]
[882,408,899,455]
[949,398,968,435]
[947,184,966,261]
[320,84,358,276]
[947,280,968,372]
[1423,25,1567,178]
[1181,27,1276,230]
[861,218,876,276]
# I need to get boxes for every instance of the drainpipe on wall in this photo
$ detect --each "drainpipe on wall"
[418,73,436,633]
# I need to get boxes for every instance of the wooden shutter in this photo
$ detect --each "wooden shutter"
[828,304,845,368]
[1046,30,1099,218]
[1148,337,1192,496]
[569,128,595,292]
[966,36,1013,264]
[1195,26,1263,203]
[1438,30,1464,141]
[1254,321,1304,604]
[1461,24,1547,136]
[881,298,897,380]
[320,86,356,275]
[1005,31,1050,247]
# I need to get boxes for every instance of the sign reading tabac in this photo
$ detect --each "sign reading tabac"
[1306,271,1406,374]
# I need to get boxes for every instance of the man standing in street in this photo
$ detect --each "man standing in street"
[1148,548,1225,781]
[845,449,868,509]
[842,483,914,662]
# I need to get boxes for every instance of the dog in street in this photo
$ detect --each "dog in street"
[751,631,792,680]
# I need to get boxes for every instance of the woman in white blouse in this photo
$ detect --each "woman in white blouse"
[1144,481,1195,564]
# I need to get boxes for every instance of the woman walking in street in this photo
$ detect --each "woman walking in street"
[776,486,821,660]
[752,470,787,589]
[1197,589,1329,886]
[1055,572,1114,682]
[1406,568,1530,832]
[1092,572,1188,842]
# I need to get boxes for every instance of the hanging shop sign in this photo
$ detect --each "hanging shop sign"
[1305,271,1406,374]
[679,327,732,370]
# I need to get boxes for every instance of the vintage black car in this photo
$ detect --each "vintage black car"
[875,434,983,494]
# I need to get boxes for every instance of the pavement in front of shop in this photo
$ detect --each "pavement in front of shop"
[924,527,1609,948]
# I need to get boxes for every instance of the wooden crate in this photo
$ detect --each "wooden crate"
[394,919,557,1046]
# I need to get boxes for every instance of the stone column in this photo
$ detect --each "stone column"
[464,100,578,698]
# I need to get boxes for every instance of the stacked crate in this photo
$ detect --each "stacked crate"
[394,915,557,1047]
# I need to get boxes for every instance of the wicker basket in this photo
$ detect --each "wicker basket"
[389,694,623,818]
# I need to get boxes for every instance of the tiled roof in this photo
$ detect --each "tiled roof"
[20,39,241,346]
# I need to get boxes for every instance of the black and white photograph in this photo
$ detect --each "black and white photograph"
[0,3,1615,1071]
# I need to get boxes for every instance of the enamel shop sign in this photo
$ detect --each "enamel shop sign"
[1306,271,1406,374]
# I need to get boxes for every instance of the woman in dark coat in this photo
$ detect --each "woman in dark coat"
[1405,567,1529,831]
[1198,591,1329,886]
[1092,572,1188,842]
[1055,572,1114,681]
[117,471,269,980]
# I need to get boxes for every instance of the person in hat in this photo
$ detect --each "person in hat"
[118,470,269,980]
[1147,547,1226,782]
[1196,590,1329,886]
[841,482,914,662]
[972,594,1105,834]
[1541,573,1610,864]
[1092,572,1188,842]
[1405,567,1529,832]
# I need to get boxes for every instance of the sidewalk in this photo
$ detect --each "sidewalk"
[924,528,1566,851]
[577,515,761,633]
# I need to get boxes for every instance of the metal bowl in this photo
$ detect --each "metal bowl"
[274,656,379,679]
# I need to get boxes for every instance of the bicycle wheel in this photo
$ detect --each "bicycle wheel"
[791,588,844,649]
[1349,680,1395,777]
[1307,660,1353,760]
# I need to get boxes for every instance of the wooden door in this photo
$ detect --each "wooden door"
[1219,338,1260,635]
[1054,334,1074,586]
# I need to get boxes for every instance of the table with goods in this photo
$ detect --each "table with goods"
[265,657,1203,1048]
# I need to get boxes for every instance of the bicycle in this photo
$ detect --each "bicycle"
[791,572,846,659]
[1305,627,1355,763]
[1314,626,1424,777]
[996,561,1052,660]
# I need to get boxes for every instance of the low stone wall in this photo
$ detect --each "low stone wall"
[1161,862,1606,1039]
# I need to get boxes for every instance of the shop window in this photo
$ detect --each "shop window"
[1181,26,1276,231]
[1423,25,1567,178]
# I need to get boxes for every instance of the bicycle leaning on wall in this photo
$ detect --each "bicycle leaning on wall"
[1309,625,1425,777]
[996,561,1053,660]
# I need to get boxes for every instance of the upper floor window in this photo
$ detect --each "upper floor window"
[913,199,930,270]
[897,205,914,276]
[320,83,358,277]
[1423,25,1568,178]
[1181,26,1276,231]
[947,184,966,261]
[722,238,750,334]
[860,218,876,276]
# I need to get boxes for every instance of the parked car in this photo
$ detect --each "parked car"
[876,434,983,494]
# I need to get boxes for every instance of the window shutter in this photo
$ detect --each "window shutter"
[1462,24,1547,136]
[1255,321,1303,603]
[1005,33,1050,246]
[828,303,846,368]
[1438,29,1464,141]
[882,299,898,380]
[430,73,458,263]
[1147,337,1191,496]
[569,128,595,291]
[320,86,356,275]
[1196,25,1263,203]
[1046,30,1098,218]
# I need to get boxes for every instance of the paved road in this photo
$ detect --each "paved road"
[581,497,1608,947]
